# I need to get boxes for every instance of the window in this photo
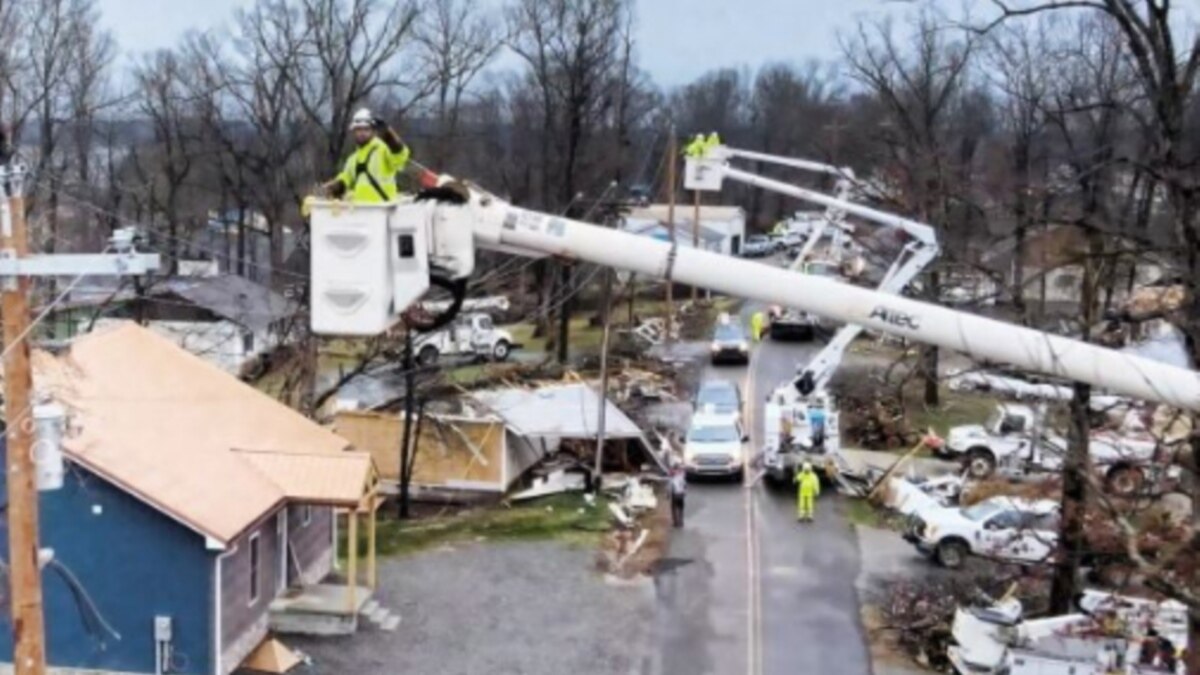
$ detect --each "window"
[302,504,312,527]
[242,331,255,353]
[248,533,261,603]
[985,511,1023,531]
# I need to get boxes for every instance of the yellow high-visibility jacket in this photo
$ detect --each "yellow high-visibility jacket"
[336,136,411,203]
[795,469,821,497]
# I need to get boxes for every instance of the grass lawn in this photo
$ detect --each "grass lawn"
[349,493,614,559]
[843,497,904,531]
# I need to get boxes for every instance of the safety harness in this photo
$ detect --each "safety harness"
[353,145,391,201]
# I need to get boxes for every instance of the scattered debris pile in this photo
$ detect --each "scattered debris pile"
[838,393,920,449]
[877,575,1048,671]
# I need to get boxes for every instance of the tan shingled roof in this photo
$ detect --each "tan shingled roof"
[34,322,370,544]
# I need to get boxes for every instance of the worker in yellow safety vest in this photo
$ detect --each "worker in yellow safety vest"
[322,108,411,203]
[795,462,821,522]
[684,133,707,158]
[705,131,722,153]
[750,310,766,342]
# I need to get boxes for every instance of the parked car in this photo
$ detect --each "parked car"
[683,412,748,480]
[766,304,817,341]
[710,319,750,365]
[694,379,744,426]
[741,235,774,258]
[904,496,1060,569]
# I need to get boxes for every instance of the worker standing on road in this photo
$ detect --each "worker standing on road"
[750,310,765,342]
[795,462,820,522]
[668,464,687,528]
[322,108,411,203]
[807,399,828,451]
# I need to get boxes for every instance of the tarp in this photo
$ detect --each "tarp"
[471,383,644,439]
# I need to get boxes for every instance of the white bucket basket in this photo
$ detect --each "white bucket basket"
[311,202,429,336]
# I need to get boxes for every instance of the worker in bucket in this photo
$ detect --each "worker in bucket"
[684,133,707,158]
[323,108,411,203]
[750,309,766,342]
[668,463,687,528]
[795,462,820,522]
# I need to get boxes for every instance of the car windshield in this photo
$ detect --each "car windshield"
[714,324,743,341]
[697,383,738,411]
[688,424,740,443]
[962,501,1004,522]
[748,235,767,243]
[477,315,494,330]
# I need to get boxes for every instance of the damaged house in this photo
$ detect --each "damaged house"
[335,382,665,497]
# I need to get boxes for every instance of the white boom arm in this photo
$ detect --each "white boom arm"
[710,145,941,395]
[308,185,1200,410]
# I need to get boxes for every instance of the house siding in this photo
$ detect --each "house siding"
[287,506,333,586]
[218,511,281,674]
[0,457,213,675]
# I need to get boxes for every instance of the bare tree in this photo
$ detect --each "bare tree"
[415,0,502,170]
[132,50,203,274]
[286,0,427,172]
[841,8,980,406]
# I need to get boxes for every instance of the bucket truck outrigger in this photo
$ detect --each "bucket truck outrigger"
[304,177,1200,472]
[681,144,941,483]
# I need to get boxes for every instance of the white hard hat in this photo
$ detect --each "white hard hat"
[350,108,374,130]
[802,462,813,472]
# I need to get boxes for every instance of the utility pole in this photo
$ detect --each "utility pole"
[0,163,158,675]
[664,126,677,341]
[556,262,572,364]
[593,265,614,488]
[398,329,415,519]
[2,165,46,675]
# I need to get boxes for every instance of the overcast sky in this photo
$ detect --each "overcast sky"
[97,0,925,86]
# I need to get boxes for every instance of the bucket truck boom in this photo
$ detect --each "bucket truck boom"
[307,182,1200,414]
[683,145,943,475]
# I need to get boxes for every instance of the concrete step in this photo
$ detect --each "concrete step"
[360,600,379,616]
[380,614,401,632]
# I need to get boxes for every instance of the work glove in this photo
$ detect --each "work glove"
[373,117,388,131]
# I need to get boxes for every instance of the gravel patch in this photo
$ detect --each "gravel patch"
[292,539,656,675]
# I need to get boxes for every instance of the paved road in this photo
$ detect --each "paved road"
[650,307,872,675]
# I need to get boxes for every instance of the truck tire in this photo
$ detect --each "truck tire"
[964,448,996,479]
[491,339,511,362]
[935,539,969,569]
[417,345,439,366]
[1105,465,1145,497]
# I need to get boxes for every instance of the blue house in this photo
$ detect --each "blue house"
[0,322,378,675]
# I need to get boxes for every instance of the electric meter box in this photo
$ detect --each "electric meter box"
[312,202,420,336]
[33,401,65,491]
[684,158,724,192]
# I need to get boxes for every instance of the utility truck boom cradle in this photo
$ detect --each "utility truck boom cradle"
[307,181,1200,412]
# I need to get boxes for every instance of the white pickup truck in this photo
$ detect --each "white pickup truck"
[942,403,1169,496]
[904,495,1061,569]
[414,312,517,365]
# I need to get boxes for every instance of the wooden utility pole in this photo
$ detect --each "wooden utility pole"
[593,266,614,487]
[2,169,47,675]
[397,329,415,519]
[664,126,677,341]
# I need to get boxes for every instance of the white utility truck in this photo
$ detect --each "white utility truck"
[413,312,515,365]
[943,403,1173,495]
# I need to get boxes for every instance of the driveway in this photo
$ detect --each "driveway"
[291,540,657,675]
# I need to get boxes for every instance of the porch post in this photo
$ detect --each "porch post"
[367,494,378,589]
[347,509,358,613]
